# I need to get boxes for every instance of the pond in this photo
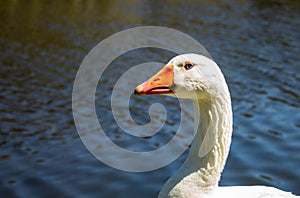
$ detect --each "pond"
[0,0,299,197]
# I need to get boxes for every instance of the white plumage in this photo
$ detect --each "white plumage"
[135,54,297,198]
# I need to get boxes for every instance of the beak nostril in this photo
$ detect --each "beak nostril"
[153,77,161,83]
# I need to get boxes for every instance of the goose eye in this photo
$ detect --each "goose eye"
[184,63,193,70]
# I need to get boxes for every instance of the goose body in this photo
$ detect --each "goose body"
[134,54,297,198]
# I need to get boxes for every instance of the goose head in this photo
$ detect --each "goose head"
[134,53,227,101]
[133,53,296,198]
[135,54,232,197]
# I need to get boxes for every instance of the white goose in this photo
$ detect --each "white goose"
[134,54,297,198]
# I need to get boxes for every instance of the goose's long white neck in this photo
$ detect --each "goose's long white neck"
[158,91,232,198]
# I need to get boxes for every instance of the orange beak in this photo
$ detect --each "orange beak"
[134,65,174,95]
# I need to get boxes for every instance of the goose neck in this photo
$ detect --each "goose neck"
[159,94,232,198]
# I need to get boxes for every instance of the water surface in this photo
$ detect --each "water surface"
[0,0,299,197]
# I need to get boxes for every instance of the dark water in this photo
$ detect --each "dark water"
[1,0,300,197]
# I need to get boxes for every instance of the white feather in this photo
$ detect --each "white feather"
[156,54,298,198]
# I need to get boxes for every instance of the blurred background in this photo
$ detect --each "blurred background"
[0,0,299,197]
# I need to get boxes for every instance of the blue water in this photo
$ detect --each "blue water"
[0,0,299,197]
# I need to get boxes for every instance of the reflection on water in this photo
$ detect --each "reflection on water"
[0,0,299,197]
